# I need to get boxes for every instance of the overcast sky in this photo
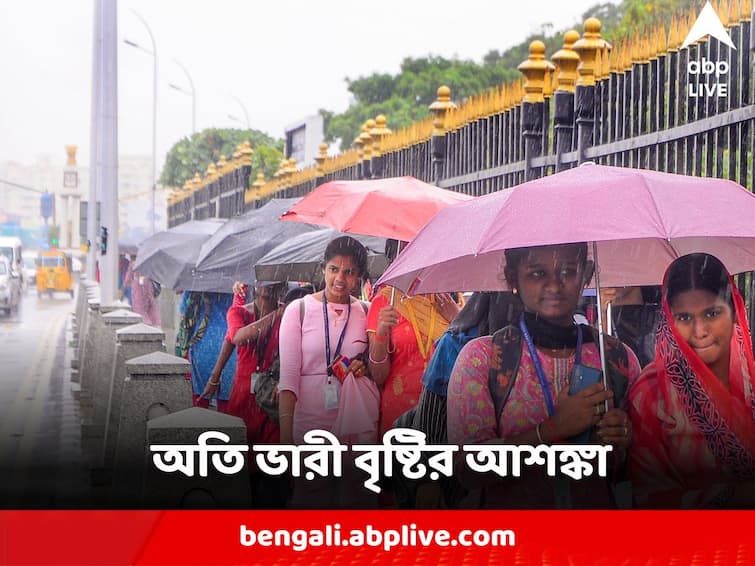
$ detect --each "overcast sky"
[1,0,611,170]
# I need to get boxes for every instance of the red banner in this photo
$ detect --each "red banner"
[3,510,755,565]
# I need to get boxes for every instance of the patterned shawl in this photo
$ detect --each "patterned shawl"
[653,268,755,479]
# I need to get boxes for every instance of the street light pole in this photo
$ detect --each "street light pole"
[170,59,196,134]
[124,9,157,235]
[230,94,251,129]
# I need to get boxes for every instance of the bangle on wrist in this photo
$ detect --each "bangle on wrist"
[373,332,386,342]
[535,422,545,444]
[208,379,220,386]
[369,350,389,364]
[279,412,293,419]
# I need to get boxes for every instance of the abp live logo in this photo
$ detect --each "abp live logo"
[683,1,736,98]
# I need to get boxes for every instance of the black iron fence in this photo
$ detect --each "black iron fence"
[167,6,755,319]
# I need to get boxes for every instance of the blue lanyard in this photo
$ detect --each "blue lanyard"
[519,314,582,417]
[323,293,351,377]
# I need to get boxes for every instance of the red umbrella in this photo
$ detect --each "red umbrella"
[279,176,472,241]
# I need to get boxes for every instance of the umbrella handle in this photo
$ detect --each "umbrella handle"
[389,241,404,307]
[592,242,610,413]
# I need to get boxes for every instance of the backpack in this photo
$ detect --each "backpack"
[487,324,630,423]
[255,297,371,423]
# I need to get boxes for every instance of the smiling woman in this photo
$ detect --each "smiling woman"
[277,236,379,508]
[629,253,755,508]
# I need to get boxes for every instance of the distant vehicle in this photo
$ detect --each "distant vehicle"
[0,256,21,315]
[36,250,75,298]
[22,252,37,286]
[0,236,24,286]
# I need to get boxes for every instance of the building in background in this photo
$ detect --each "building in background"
[284,114,324,168]
[0,150,165,251]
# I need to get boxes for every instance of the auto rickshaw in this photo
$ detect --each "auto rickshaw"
[36,250,74,298]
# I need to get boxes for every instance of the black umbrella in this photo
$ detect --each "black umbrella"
[254,228,387,285]
[193,198,320,286]
[134,219,224,290]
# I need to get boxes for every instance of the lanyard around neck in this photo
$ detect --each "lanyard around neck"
[323,293,351,376]
[404,298,437,367]
[519,314,582,417]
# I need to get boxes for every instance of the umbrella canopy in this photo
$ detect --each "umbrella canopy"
[134,219,224,290]
[279,176,472,241]
[254,228,388,285]
[377,164,755,294]
[193,198,320,284]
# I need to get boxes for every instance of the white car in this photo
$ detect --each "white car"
[0,256,21,315]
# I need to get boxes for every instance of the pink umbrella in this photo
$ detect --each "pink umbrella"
[279,176,472,241]
[377,164,755,294]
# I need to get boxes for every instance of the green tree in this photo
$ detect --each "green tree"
[160,128,284,188]
[323,0,692,150]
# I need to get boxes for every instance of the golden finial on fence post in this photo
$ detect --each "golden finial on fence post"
[354,133,364,163]
[217,154,228,175]
[360,120,374,161]
[573,17,609,87]
[656,22,668,54]
[286,157,297,174]
[640,29,650,63]
[369,115,392,178]
[238,141,253,166]
[648,28,659,60]
[518,40,554,103]
[552,30,580,93]
[251,172,265,200]
[206,162,218,183]
[727,0,738,24]
[429,85,456,136]
[740,0,752,22]
[369,115,392,158]
[428,85,456,185]
[314,143,328,177]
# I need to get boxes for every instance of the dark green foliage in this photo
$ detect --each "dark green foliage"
[160,128,285,188]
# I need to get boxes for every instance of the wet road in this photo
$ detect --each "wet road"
[0,285,87,507]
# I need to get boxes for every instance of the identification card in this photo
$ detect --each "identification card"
[324,382,339,410]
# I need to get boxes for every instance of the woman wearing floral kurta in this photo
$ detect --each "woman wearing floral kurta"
[446,242,640,508]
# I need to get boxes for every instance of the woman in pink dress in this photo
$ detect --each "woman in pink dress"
[120,259,160,326]
[278,236,376,508]
[629,253,755,508]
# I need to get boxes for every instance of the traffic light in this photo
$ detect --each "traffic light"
[100,226,108,256]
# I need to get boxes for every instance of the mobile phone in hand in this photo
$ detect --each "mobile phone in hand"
[569,364,603,396]
[330,355,351,383]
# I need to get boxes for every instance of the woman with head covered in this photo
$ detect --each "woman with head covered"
[629,253,755,508]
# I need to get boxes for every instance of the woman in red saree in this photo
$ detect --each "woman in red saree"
[629,253,755,508]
